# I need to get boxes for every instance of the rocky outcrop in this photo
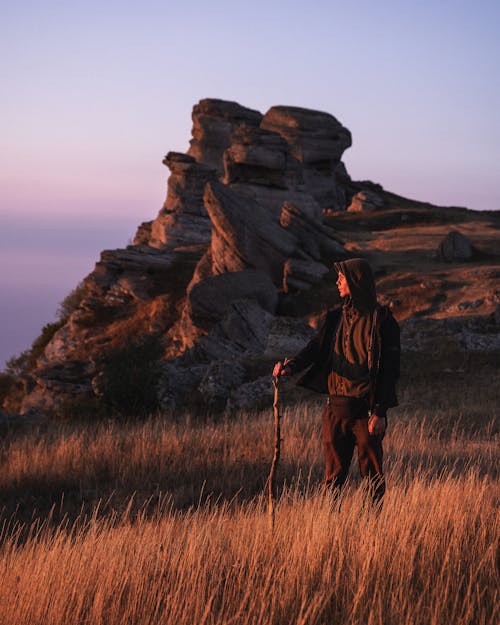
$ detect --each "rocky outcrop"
[198,361,247,409]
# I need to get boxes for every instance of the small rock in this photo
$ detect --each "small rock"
[347,190,385,212]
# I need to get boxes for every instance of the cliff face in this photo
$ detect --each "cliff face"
[18,99,500,417]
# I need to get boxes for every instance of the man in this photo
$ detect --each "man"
[273,258,400,504]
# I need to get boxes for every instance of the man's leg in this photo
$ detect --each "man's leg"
[352,418,385,505]
[321,401,355,491]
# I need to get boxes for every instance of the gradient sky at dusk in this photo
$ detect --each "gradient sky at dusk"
[1,0,499,368]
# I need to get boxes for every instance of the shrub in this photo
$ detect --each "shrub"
[5,321,65,377]
[96,335,164,419]
[56,280,87,322]
[0,372,13,400]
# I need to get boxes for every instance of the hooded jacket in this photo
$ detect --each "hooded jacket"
[286,259,400,413]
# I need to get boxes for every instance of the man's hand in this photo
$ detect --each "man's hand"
[273,361,291,378]
[368,414,386,436]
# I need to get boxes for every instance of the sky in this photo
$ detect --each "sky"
[1,0,499,370]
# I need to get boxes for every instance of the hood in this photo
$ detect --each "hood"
[334,258,377,311]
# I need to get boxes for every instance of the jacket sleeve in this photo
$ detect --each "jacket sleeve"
[374,314,400,413]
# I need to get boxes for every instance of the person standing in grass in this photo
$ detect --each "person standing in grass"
[273,258,400,504]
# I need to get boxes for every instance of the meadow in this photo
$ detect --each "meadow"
[0,351,498,624]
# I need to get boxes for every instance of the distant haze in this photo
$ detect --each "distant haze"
[1,1,499,369]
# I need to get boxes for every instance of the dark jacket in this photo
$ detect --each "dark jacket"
[286,304,400,412]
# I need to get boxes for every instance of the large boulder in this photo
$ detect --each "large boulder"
[437,230,474,262]
[261,106,351,166]
[188,99,262,176]
[261,105,352,211]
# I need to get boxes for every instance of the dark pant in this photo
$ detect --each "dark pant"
[321,397,385,504]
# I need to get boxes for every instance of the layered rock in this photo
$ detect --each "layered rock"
[223,124,296,189]
[222,124,321,220]
[134,152,216,249]
[188,99,262,175]
[261,105,352,211]
[203,181,299,281]
[279,202,345,260]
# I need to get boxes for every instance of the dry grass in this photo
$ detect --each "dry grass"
[0,391,498,624]
[1,474,497,625]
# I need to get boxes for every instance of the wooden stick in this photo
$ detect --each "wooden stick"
[268,376,281,531]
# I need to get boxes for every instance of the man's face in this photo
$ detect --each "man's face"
[336,272,350,298]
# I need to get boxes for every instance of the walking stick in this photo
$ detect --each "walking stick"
[268,374,281,531]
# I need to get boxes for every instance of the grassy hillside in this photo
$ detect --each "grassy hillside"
[0,350,498,624]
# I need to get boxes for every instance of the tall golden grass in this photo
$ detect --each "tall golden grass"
[0,395,498,624]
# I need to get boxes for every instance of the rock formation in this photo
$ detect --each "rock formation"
[17,97,496,418]
[16,98,358,416]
